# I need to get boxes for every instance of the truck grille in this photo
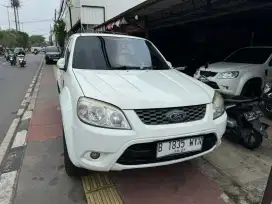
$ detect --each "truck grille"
[200,70,217,77]
[117,134,217,165]
[135,105,206,125]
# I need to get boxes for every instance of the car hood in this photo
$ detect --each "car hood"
[73,69,214,109]
[199,62,257,72]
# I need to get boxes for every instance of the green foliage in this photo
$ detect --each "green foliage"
[54,19,67,50]
[29,35,46,46]
[0,30,29,48]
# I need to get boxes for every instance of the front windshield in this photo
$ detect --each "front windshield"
[14,48,23,53]
[224,48,272,64]
[46,47,59,52]
[72,36,170,70]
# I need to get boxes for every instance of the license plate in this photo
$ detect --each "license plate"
[156,137,203,158]
[53,59,58,61]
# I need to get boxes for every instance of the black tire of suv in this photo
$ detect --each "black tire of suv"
[45,59,49,65]
[63,130,87,177]
[241,80,262,97]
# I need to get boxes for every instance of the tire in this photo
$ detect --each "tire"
[261,103,272,119]
[45,59,49,65]
[241,129,263,150]
[63,130,86,177]
[241,80,262,97]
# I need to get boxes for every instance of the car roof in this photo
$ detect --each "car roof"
[70,33,146,41]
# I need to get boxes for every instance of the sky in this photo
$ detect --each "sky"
[0,0,60,40]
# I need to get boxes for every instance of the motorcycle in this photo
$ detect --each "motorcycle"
[261,82,272,119]
[224,94,269,150]
[17,54,26,67]
[9,54,16,66]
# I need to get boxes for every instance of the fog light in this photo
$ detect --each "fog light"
[90,152,100,159]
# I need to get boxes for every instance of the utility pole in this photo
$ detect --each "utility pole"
[20,22,23,31]
[0,5,11,29]
[67,0,73,34]
[16,7,20,31]
[54,9,57,22]
[10,0,20,31]
[13,6,18,31]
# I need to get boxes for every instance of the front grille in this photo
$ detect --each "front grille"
[200,70,217,77]
[117,134,217,165]
[135,105,206,125]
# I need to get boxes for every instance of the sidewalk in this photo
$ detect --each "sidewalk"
[13,64,227,204]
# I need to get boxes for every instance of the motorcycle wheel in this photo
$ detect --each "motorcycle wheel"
[261,103,272,119]
[241,129,263,150]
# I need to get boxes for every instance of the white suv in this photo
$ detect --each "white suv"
[194,47,272,96]
[56,33,227,176]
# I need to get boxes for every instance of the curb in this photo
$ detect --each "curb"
[0,57,44,204]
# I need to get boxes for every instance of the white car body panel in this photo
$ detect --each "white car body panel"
[57,33,227,172]
[194,49,272,96]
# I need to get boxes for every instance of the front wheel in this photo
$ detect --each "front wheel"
[241,129,263,150]
[63,130,87,177]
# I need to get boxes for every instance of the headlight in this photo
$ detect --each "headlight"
[77,97,131,129]
[217,71,239,79]
[212,91,224,119]
[263,83,272,94]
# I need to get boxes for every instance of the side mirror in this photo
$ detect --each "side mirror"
[57,58,66,71]
[166,61,172,68]
[204,62,209,69]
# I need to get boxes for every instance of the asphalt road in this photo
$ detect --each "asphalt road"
[0,54,43,144]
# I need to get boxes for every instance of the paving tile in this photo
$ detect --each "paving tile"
[31,102,62,126]
[27,125,62,142]
[112,162,226,204]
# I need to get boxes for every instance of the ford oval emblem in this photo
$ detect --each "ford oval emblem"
[166,110,187,123]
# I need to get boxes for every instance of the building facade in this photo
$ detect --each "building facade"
[58,0,146,33]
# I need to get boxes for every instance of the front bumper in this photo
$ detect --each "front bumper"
[66,104,227,171]
[194,72,241,96]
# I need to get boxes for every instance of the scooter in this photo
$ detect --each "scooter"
[261,82,272,119]
[17,54,26,67]
[9,54,16,66]
[224,95,269,150]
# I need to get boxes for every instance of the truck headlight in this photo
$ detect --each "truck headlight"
[77,97,131,129]
[212,91,224,119]
[217,71,239,79]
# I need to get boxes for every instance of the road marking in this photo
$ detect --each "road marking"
[0,119,20,165]
[11,130,27,149]
[22,111,32,120]
[82,173,123,204]
[17,109,24,116]
[25,93,30,98]
[0,171,17,204]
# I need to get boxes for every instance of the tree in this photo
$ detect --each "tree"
[17,31,29,48]
[0,29,29,48]
[29,35,45,46]
[54,19,66,52]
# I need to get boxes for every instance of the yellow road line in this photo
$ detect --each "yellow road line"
[82,172,123,204]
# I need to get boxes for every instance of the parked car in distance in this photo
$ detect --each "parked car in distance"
[45,46,61,64]
[194,47,272,97]
[14,47,24,56]
[56,33,227,176]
